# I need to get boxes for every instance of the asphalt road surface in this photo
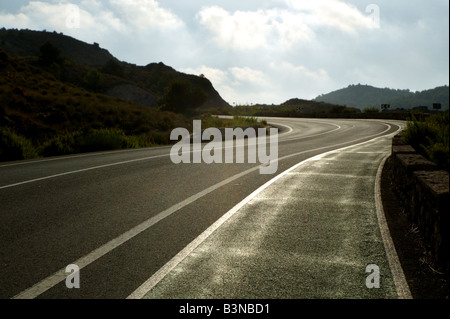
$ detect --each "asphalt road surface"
[0,117,406,299]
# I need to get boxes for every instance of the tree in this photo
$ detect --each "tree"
[39,41,62,66]
[159,79,207,115]
[0,48,9,69]
[101,59,125,78]
[83,69,103,92]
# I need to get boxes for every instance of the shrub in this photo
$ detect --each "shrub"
[159,79,207,115]
[41,129,128,156]
[77,128,127,153]
[39,41,62,66]
[363,107,380,113]
[82,69,104,92]
[0,127,39,161]
[41,131,78,157]
[148,131,170,145]
[403,111,449,171]
[100,59,125,78]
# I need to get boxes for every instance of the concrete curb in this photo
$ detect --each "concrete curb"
[375,154,413,299]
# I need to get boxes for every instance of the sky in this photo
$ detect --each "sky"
[0,0,449,105]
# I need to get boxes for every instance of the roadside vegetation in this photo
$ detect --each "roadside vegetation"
[199,114,267,129]
[230,99,359,117]
[403,110,449,171]
[0,45,263,162]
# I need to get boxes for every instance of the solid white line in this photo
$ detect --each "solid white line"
[0,145,171,168]
[279,122,341,142]
[127,124,402,299]
[127,148,327,299]
[12,121,400,299]
[0,153,169,190]
[270,122,293,134]
[375,155,412,299]
[0,120,338,190]
[11,165,261,299]
[0,118,290,169]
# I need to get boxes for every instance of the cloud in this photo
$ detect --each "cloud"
[0,11,32,28]
[0,0,182,34]
[181,65,229,87]
[196,0,376,51]
[0,0,447,103]
[0,0,191,65]
[181,65,273,104]
[229,66,270,87]
[272,62,329,81]
[285,0,376,32]
[109,0,184,31]
[0,1,125,39]
[196,6,270,50]
[196,6,312,50]
[181,63,330,104]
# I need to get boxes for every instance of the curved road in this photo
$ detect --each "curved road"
[0,117,406,299]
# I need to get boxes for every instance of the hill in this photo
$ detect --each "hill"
[0,28,237,161]
[0,45,191,160]
[231,98,361,117]
[0,28,231,111]
[388,86,449,110]
[314,84,449,111]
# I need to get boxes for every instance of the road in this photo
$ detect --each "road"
[0,117,406,299]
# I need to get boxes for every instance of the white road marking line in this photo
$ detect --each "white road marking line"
[280,125,341,142]
[0,119,288,169]
[268,122,293,134]
[127,124,402,299]
[0,154,169,190]
[127,148,326,299]
[11,165,260,299]
[0,145,170,168]
[375,155,412,299]
[0,121,337,190]
[12,122,401,299]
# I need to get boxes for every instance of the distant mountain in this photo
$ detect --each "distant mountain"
[231,97,361,117]
[314,84,449,110]
[278,98,360,113]
[388,86,449,110]
[0,28,230,110]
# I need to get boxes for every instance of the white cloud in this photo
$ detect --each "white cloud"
[0,0,447,103]
[196,6,270,50]
[0,1,125,39]
[229,66,270,87]
[181,65,229,87]
[196,6,314,50]
[0,11,32,28]
[196,0,376,51]
[285,0,375,32]
[0,0,191,65]
[273,62,329,81]
[109,0,184,31]
[181,65,275,104]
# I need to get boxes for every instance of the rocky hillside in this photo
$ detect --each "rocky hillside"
[0,28,231,111]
